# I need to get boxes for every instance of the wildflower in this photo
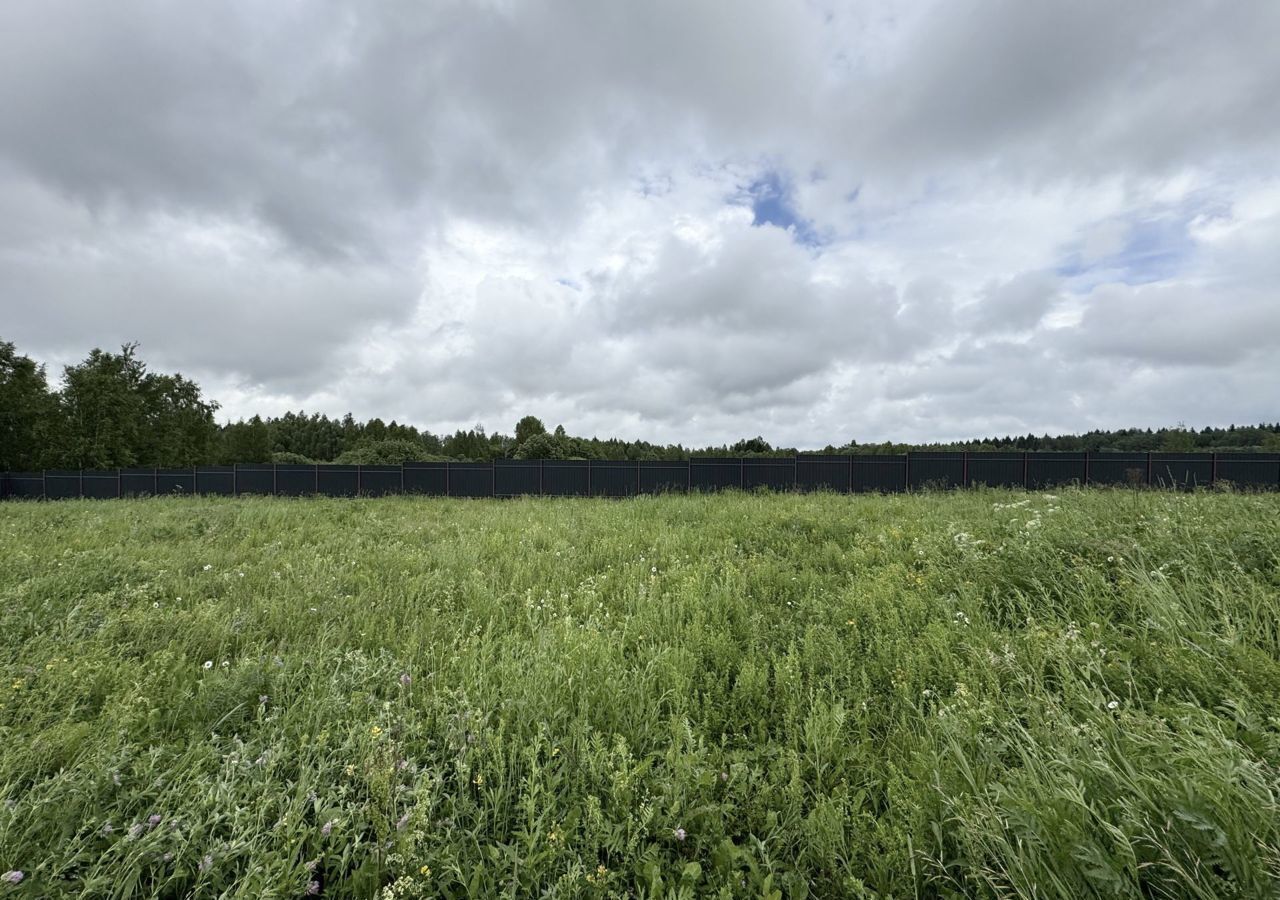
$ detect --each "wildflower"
[370,725,383,738]
[420,865,431,876]
[203,564,212,571]
[259,695,269,705]
[473,773,484,786]
[306,881,320,895]
[112,772,121,786]
[220,661,229,668]
[344,764,356,776]
[198,854,213,872]
[2,871,23,884]
[720,771,728,782]
[203,661,213,670]
[128,823,145,839]
[399,673,412,686]
[597,865,607,876]
[1107,700,1119,710]
[162,852,173,863]
[650,566,657,574]
[148,814,162,826]
[305,859,319,872]
[673,827,687,842]
[102,822,114,835]
[551,747,560,757]
[321,820,335,837]
[153,602,160,609]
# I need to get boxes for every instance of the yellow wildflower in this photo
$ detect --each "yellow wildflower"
[419,865,431,877]
[370,725,383,738]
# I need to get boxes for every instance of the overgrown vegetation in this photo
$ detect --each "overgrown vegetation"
[1,489,1278,897]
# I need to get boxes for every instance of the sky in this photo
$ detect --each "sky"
[2,1,1278,447]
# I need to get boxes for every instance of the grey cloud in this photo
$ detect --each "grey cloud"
[2,2,1277,447]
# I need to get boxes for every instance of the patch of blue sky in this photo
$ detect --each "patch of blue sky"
[1056,214,1198,291]
[738,169,825,249]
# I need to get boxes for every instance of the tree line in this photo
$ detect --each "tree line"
[3,338,1278,472]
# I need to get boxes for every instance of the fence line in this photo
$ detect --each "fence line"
[3,452,1279,501]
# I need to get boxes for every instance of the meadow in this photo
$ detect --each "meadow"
[0,489,1278,899]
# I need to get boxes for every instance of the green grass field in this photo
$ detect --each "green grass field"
[1,490,1278,898]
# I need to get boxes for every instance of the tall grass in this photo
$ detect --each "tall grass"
[0,489,1277,898]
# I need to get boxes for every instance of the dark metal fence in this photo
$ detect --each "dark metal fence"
[3,452,1278,501]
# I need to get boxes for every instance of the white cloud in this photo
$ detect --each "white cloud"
[1,1,1277,446]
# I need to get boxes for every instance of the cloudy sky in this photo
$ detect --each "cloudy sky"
[2,1,1278,446]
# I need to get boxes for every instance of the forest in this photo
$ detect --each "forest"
[4,338,1279,472]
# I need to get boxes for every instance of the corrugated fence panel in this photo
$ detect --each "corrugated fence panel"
[966,454,1024,488]
[1026,454,1086,489]
[494,460,541,497]
[744,458,794,491]
[358,466,403,496]
[235,464,275,495]
[448,463,492,498]
[196,466,235,496]
[1215,453,1280,487]
[1149,453,1213,489]
[797,456,850,492]
[156,468,196,496]
[119,468,155,496]
[1085,453,1148,486]
[852,455,906,493]
[83,470,121,499]
[6,453,1280,501]
[7,473,44,499]
[543,460,588,496]
[640,461,689,494]
[590,460,640,497]
[402,463,447,496]
[691,458,742,492]
[45,469,82,499]
[317,465,359,497]
[908,453,964,490]
[276,465,318,496]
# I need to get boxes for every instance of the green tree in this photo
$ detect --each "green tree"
[58,344,150,468]
[220,416,272,464]
[513,432,567,460]
[0,339,59,471]
[514,415,546,447]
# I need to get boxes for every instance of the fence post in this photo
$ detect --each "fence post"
[1084,451,1090,486]
[739,457,744,490]
[588,459,593,497]
[848,455,854,493]
[1211,452,1218,486]
[357,465,362,496]
[1146,451,1153,487]
[793,456,798,492]
[153,468,158,497]
[1022,452,1029,489]
[233,464,238,497]
[399,465,404,495]
[637,459,641,496]
[904,453,911,492]
[273,464,278,496]
[962,451,969,488]
[491,461,495,498]
[117,468,121,499]
[445,461,450,497]
[316,465,321,496]
[540,459,544,496]
[42,469,47,500]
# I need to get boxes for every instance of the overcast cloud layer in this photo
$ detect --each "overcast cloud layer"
[2,1,1278,445]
